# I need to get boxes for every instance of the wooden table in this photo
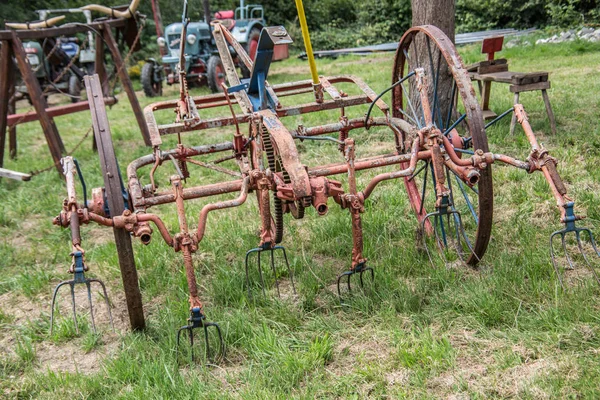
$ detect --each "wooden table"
[468,59,557,135]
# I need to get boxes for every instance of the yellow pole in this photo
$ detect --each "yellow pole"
[294,0,323,102]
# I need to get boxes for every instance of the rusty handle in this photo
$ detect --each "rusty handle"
[362,138,421,200]
[195,177,250,243]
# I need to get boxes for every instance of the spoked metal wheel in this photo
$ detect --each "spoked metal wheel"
[392,25,493,265]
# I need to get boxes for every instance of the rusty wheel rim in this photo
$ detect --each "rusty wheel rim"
[392,25,493,265]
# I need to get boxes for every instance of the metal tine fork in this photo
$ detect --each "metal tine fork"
[336,262,374,297]
[421,202,476,266]
[245,244,296,298]
[176,307,225,364]
[50,251,114,335]
[550,202,600,288]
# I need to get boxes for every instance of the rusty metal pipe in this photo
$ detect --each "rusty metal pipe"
[137,214,174,246]
[127,142,235,210]
[195,177,250,242]
[493,154,530,170]
[362,138,420,200]
[308,151,431,178]
[441,135,475,167]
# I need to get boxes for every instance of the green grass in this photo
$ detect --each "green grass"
[1,38,600,398]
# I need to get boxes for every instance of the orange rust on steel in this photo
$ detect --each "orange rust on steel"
[156,94,373,137]
[85,211,174,246]
[492,154,529,170]
[514,104,540,151]
[170,175,203,310]
[415,68,433,126]
[362,138,421,200]
[260,109,312,199]
[431,144,448,205]
[515,104,567,197]
[444,157,480,186]
[344,139,366,269]
[136,214,174,246]
[255,173,274,246]
[441,135,475,167]
[308,150,431,178]
[195,177,250,243]
[127,142,235,210]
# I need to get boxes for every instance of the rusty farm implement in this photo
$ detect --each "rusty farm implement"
[49,0,599,362]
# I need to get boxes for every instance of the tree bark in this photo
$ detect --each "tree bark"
[411,0,455,43]
[409,0,456,128]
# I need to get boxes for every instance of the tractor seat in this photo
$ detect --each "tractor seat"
[214,10,234,19]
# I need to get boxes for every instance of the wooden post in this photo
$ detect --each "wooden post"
[11,32,65,173]
[8,95,16,159]
[102,23,151,147]
[541,89,557,135]
[0,41,11,169]
[95,30,109,97]
[85,74,146,331]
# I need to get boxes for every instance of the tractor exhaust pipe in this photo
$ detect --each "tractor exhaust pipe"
[203,0,211,25]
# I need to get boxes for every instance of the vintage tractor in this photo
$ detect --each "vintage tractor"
[50,0,599,364]
[10,8,97,104]
[141,0,288,97]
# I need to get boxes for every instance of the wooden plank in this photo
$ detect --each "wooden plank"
[11,32,65,173]
[509,81,551,93]
[510,71,548,85]
[95,31,109,97]
[0,167,31,181]
[8,96,16,159]
[103,23,151,147]
[478,63,509,74]
[0,41,11,169]
[84,74,146,331]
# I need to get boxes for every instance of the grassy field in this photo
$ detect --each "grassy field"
[1,37,600,398]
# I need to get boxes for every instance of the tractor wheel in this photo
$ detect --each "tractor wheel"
[207,56,225,93]
[247,28,261,61]
[141,62,162,97]
[68,75,81,103]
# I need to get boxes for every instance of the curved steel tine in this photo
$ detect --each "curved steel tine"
[257,250,266,296]
[550,230,566,289]
[176,325,191,363]
[89,278,115,332]
[576,229,600,286]
[270,249,281,297]
[189,326,195,362]
[50,280,71,335]
[85,281,97,334]
[421,214,436,266]
[336,271,351,297]
[453,211,477,262]
[70,282,79,335]
[432,213,448,264]
[561,232,575,270]
[244,249,253,299]
[580,227,600,257]
[347,272,352,293]
[359,267,375,288]
[204,322,225,363]
[278,246,296,295]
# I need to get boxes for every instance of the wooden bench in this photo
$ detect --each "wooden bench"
[467,37,557,135]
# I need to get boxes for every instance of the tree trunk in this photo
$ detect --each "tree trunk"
[409,0,456,128]
[411,0,455,43]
